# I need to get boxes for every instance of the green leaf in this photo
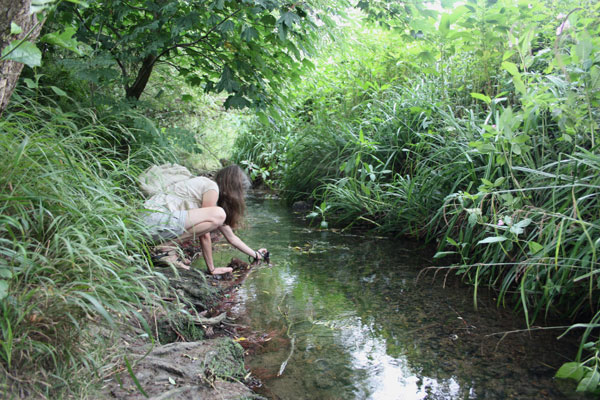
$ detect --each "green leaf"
[279,12,300,28]
[0,280,8,301]
[439,14,451,36]
[478,236,507,244]
[528,241,543,255]
[503,50,514,61]
[512,75,526,95]
[261,14,277,27]
[502,61,520,77]
[574,32,592,64]
[0,263,11,279]
[41,28,83,55]
[124,356,149,397]
[10,23,22,35]
[24,78,38,89]
[418,51,436,63]
[514,218,532,229]
[181,94,194,102]
[509,225,524,235]
[1,40,42,68]
[577,370,600,392]
[257,111,269,125]
[446,237,458,247]
[216,66,239,93]
[470,92,491,104]
[433,251,456,259]
[224,95,250,109]
[218,20,235,33]
[241,26,259,42]
[50,86,67,96]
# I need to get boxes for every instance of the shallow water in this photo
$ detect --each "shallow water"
[221,194,587,400]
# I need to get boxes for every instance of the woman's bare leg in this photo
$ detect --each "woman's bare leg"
[179,207,232,275]
[180,206,226,240]
[153,207,225,271]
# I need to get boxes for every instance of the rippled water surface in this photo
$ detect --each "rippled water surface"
[219,194,586,400]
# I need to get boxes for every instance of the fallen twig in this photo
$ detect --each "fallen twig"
[278,334,296,377]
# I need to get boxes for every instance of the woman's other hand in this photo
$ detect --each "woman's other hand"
[257,248,269,261]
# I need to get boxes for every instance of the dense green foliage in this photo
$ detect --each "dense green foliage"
[233,0,600,392]
[50,0,347,104]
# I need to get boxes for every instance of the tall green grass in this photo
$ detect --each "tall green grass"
[0,88,171,397]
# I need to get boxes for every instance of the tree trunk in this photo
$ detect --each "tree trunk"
[125,54,156,100]
[0,0,44,116]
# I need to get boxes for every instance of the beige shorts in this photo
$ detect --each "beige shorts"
[143,210,188,242]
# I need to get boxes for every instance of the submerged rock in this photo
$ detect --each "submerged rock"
[292,200,313,213]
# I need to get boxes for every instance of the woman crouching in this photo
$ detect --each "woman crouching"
[143,164,267,275]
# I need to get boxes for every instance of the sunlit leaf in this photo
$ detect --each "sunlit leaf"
[41,28,83,55]
[478,236,507,244]
[10,23,22,35]
[470,92,491,104]
[1,40,42,67]
[502,61,520,77]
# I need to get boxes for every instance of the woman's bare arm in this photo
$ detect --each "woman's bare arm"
[218,224,267,261]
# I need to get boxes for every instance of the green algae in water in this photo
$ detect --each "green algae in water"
[227,196,588,400]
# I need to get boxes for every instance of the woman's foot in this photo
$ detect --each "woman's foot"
[152,248,191,270]
[210,267,233,275]
[161,254,191,270]
[160,248,192,265]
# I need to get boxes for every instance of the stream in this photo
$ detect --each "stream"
[214,194,587,400]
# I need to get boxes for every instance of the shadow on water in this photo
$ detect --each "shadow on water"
[224,194,589,400]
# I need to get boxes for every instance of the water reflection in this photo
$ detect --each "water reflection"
[228,195,584,400]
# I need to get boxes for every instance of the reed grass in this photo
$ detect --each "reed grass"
[0,88,173,397]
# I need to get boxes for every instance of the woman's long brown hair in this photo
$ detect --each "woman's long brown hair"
[215,165,250,229]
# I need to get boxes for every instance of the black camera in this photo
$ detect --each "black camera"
[261,250,270,263]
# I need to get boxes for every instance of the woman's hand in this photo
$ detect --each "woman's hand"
[257,248,269,261]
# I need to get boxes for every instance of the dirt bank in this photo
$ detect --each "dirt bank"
[100,239,265,400]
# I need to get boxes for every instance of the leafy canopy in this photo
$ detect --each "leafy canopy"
[57,0,347,107]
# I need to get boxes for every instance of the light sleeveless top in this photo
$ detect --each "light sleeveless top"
[144,176,218,212]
